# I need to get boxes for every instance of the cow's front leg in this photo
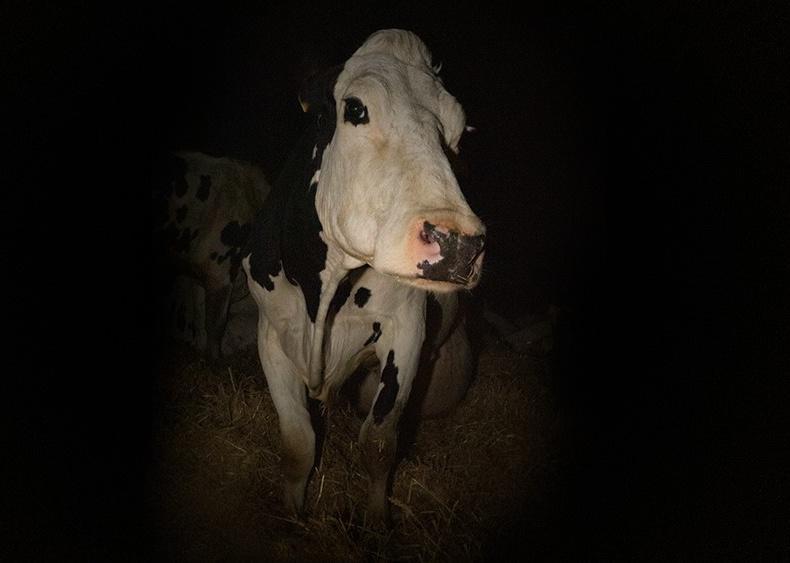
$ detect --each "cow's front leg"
[257,319,314,515]
[359,399,400,525]
[360,316,425,526]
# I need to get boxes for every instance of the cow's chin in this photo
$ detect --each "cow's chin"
[377,268,482,293]
[371,253,484,293]
[410,276,478,293]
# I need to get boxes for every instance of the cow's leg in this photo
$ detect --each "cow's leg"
[257,318,314,515]
[359,316,425,526]
[205,283,231,360]
[359,403,400,526]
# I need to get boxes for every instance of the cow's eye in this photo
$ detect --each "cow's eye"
[343,97,369,126]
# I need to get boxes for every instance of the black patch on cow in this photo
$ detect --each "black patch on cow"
[210,251,218,260]
[175,205,187,224]
[327,267,367,325]
[416,221,485,285]
[219,221,250,281]
[197,175,211,201]
[330,275,353,311]
[220,221,248,248]
[258,261,280,292]
[373,350,399,424]
[353,287,371,308]
[364,322,382,347]
[246,65,343,322]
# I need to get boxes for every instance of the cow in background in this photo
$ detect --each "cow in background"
[153,151,270,358]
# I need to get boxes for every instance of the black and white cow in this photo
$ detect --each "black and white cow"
[242,30,486,524]
[153,151,270,358]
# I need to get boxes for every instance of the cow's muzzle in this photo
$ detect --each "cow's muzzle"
[416,221,486,286]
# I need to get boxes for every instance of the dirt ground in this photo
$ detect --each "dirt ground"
[145,332,564,562]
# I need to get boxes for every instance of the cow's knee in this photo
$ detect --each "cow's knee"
[359,416,399,526]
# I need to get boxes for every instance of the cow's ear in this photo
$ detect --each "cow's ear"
[298,65,343,114]
[437,89,466,153]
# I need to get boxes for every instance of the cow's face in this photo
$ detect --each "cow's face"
[315,30,485,292]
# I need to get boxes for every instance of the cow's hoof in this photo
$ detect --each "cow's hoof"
[283,486,306,519]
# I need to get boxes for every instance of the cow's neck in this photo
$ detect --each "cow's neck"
[285,122,340,395]
[247,108,352,395]
[248,113,332,307]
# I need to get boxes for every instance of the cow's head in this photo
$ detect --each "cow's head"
[309,29,485,292]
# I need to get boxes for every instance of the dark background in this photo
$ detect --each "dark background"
[6,1,788,559]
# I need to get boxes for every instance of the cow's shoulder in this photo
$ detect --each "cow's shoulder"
[245,113,336,322]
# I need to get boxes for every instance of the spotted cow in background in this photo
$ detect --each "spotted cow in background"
[243,29,486,525]
[153,151,270,358]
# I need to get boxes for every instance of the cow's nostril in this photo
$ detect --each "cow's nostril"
[419,229,433,245]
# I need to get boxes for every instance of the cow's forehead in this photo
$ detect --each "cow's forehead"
[336,59,399,98]
[337,30,438,104]
[335,32,466,148]
[351,29,436,72]
[336,57,425,107]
